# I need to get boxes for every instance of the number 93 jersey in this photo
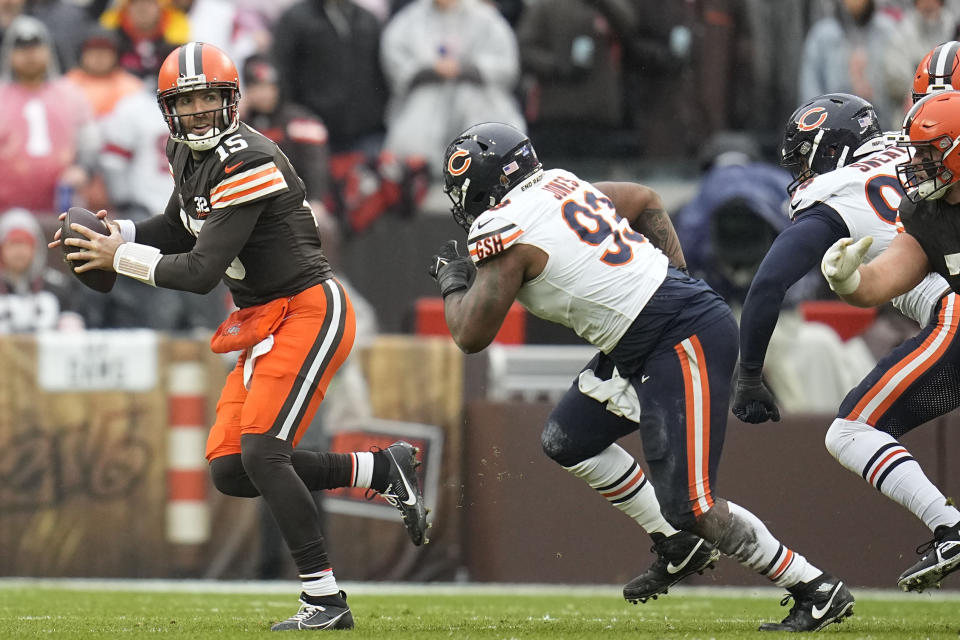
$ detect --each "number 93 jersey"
[466,168,668,353]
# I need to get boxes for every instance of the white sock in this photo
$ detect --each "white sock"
[565,444,679,537]
[718,502,821,588]
[350,451,374,489]
[301,568,339,597]
[826,418,960,532]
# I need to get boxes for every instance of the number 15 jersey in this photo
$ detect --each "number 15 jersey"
[466,168,668,353]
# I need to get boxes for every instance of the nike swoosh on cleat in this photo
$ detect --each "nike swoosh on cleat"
[392,452,420,507]
[811,582,843,619]
[666,540,705,574]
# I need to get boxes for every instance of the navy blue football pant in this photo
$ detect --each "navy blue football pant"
[838,292,960,437]
[542,269,738,530]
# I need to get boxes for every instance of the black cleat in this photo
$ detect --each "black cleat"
[898,521,960,592]
[380,441,430,546]
[623,531,720,603]
[271,591,354,631]
[759,573,854,632]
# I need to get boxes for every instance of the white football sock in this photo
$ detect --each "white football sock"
[717,502,821,588]
[300,568,339,597]
[349,451,374,489]
[826,418,960,532]
[564,444,679,537]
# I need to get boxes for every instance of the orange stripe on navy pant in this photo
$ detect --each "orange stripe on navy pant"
[674,335,714,518]
[206,279,356,461]
[838,293,960,436]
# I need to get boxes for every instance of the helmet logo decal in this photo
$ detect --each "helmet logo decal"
[797,107,828,131]
[447,149,472,176]
[502,160,520,175]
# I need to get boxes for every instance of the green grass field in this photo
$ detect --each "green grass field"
[1,582,959,639]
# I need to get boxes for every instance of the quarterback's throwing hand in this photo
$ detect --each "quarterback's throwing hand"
[731,367,780,424]
[821,236,873,294]
[428,240,475,298]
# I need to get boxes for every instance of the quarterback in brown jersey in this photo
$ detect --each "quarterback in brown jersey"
[52,42,429,631]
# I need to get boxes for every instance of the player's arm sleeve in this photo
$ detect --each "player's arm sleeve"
[132,192,196,254]
[738,205,849,374]
[152,200,268,293]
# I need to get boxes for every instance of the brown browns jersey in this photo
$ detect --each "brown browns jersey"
[137,122,332,308]
[898,197,960,294]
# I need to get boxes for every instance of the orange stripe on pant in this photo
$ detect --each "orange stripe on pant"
[675,335,713,517]
[845,297,957,423]
[205,279,356,461]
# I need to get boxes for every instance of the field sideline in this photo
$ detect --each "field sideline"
[2,579,959,639]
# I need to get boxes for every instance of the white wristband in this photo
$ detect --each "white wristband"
[115,219,136,242]
[113,242,161,286]
[829,269,861,295]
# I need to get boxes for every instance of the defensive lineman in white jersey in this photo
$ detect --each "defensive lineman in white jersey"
[429,122,855,632]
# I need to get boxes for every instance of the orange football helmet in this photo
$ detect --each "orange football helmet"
[896,91,960,202]
[157,41,241,151]
[912,41,960,103]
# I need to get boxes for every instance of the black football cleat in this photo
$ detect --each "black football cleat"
[898,521,960,592]
[271,591,354,631]
[759,573,854,632]
[380,441,430,546]
[623,531,720,603]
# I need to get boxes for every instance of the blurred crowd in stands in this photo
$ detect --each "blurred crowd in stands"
[0,0,954,343]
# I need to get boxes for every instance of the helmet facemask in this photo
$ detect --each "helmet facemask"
[444,176,481,232]
[159,84,240,152]
[781,138,815,195]
[897,136,960,202]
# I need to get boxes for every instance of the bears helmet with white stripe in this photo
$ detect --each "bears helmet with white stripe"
[913,41,960,103]
[780,93,884,195]
[442,122,541,232]
[157,41,241,152]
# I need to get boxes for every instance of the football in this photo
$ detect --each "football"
[60,207,117,293]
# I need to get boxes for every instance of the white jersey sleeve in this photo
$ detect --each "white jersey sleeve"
[466,168,668,352]
[791,145,948,325]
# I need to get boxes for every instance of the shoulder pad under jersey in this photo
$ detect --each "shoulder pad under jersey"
[209,136,289,210]
[789,165,864,218]
[789,147,907,219]
[467,205,524,265]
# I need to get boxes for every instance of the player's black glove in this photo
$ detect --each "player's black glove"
[428,240,475,298]
[731,365,780,424]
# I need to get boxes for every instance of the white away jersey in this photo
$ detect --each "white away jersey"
[466,168,668,352]
[791,145,950,325]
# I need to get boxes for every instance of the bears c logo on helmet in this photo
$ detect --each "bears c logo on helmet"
[447,149,472,176]
[796,107,828,132]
